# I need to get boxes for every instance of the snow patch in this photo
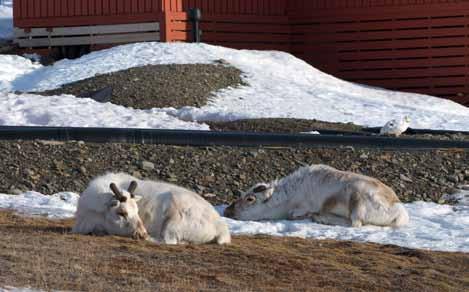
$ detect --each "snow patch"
[0,192,79,219]
[1,189,468,252]
[0,92,210,129]
[1,287,46,292]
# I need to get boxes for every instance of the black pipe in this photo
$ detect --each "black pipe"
[363,127,469,136]
[188,8,202,43]
[0,126,469,150]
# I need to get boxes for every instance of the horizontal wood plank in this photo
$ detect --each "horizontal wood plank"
[15,22,160,37]
[17,32,160,47]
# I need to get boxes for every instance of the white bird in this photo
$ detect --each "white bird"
[380,116,411,137]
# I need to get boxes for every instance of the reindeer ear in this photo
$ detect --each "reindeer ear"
[253,184,268,193]
[133,195,143,202]
[128,181,138,197]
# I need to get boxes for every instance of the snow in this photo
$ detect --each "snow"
[0,192,79,219]
[0,42,468,130]
[1,287,45,292]
[0,55,41,92]
[0,0,13,40]
[1,189,468,253]
[0,92,209,129]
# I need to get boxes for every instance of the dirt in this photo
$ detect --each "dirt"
[35,63,246,109]
[1,140,468,205]
[0,211,467,292]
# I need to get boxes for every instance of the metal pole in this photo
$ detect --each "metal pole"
[188,8,202,43]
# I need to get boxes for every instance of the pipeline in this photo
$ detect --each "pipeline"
[0,126,468,150]
[363,127,469,136]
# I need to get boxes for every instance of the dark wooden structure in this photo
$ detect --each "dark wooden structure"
[13,0,469,105]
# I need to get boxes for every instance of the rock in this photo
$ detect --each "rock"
[79,166,87,174]
[167,173,178,182]
[447,175,459,184]
[195,185,206,192]
[204,176,216,183]
[140,161,155,171]
[400,174,413,183]
[9,187,23,195]
[37,140,65,146]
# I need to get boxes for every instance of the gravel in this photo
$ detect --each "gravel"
[1,140,468,204]
[208,118,469,141]
[35,63,246,109]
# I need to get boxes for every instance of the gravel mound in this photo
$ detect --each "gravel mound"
[2,140,468,204]
[208,118,364,133]
[208,118,469,141]
[36,63,245,109]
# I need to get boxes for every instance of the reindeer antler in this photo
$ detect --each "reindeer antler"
[110,183,127,202]
[127,181,138,198]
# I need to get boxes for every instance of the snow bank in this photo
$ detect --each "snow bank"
[1,42,468,131]
[0,0,13,40]
[0,55,42,92]
[0,91,210,129]
[0,192,79,219]
[1,189,468,252]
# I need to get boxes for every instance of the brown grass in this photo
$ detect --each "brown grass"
[0,211,468,292]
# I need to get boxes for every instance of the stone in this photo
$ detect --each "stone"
[37,140,65,146]
[359,154,369,159]
[399,174,413,183]
[447,175,459,184]
[140,160,155,171]
[79,166,87,174]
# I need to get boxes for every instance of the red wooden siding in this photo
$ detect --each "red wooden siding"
[14,0,165,27]
[12,0,469,105]
[289,1,469,104]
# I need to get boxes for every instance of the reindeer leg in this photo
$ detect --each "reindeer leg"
[288,209,315,220]
[310,213,352,227]
[349,193,366,227]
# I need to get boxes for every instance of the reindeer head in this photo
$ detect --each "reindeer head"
[104,181,148,240]
[224,182,275,220]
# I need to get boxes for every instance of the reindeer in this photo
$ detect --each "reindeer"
[224,164,409,227]
[73,172,231,244]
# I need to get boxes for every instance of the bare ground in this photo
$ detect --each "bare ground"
[0,211,468,292]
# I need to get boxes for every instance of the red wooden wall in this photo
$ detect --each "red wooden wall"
[13,0,469,105]
[14,0,165,27]
[289,0,469,104]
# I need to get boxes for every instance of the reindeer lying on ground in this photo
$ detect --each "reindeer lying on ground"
[73,172,231,244]
[224,164,409,227]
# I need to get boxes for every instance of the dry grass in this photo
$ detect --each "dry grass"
[0,211,468,292]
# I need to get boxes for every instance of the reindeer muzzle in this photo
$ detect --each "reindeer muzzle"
[223,202,236,218]
[132,221,149,240]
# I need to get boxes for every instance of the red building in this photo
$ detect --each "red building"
[13,0,469,105]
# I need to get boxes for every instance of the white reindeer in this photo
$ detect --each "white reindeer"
[73,172,231,244]
[224,164,409,227]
